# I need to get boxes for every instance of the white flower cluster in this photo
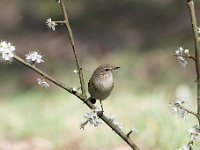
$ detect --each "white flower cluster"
[175,47,190,68]
[178,125,200,150]
[170,99,188,120]
[37,78,49,88]
[188,125,200,141]
[83,108,102,128]
[46,18,57,31]
[176,98,186,105]
[0,41,15,62]
[178,144,191,150]
[108,115,123,130]
[25,51,44,64]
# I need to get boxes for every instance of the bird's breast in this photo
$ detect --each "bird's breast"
[88,73,114,100]
[99,74,113,90]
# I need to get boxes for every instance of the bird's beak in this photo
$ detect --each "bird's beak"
[112,66,120,70]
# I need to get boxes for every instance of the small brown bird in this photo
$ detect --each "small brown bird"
[88,64,120,111]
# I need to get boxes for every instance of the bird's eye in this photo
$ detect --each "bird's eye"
[105,68,110,71]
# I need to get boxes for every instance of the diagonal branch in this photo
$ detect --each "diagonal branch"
[79,101,140,150]
[13,54,84,100]
[13,54,140,150]
[59,0,87,98]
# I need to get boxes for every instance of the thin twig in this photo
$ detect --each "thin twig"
[54,21,65,24]
[173,54,196,61]
[173,103,197,117]
[187,0,200,125]
[127,130,133,138]
[59,0,87,98]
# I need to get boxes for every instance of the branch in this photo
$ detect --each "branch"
[13,54,140,150]
[99,114,140,150]
[13,54,84,101]
[187,0,200,124]
[59,0,87,98]
[27,1,140,149]
[173,103,197,117]
[173,54,196,61]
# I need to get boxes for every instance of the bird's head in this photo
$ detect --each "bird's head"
[93,64,120,75]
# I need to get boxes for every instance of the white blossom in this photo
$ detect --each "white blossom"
[179,47,184,53]
[0,41,15,62]
[170,98,188,120]
[81,108,102,128]
[108,115,123,130]
[83,111,101,127]
[174,47,190,68]
[175,98,186,105]
[25,51,44,64]
[178,109,188,120]
[177,56,187,68]
[178,144,191,150]
[184,49,189,55]
[37,78,49,88]
[175,50,180,55]
[170,104,188,120]
[188,125,200,141]
[46,18,57,31]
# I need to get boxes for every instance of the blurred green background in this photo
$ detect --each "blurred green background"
[0,0,200,149]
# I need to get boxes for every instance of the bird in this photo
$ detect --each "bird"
[88,64,120,111]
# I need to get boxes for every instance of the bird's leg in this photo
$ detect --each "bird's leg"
[100,100,104,113]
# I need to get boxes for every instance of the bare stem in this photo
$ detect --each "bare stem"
[173,54,196,61]
[54,21,65,24]
[187,0,200,125]
[127,130,133,138]
[173,103,197,117]
[59,0,87,98]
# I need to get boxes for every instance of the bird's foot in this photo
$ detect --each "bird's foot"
[97,110,103,116]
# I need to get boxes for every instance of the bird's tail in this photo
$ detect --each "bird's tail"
[88,97,96,104]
